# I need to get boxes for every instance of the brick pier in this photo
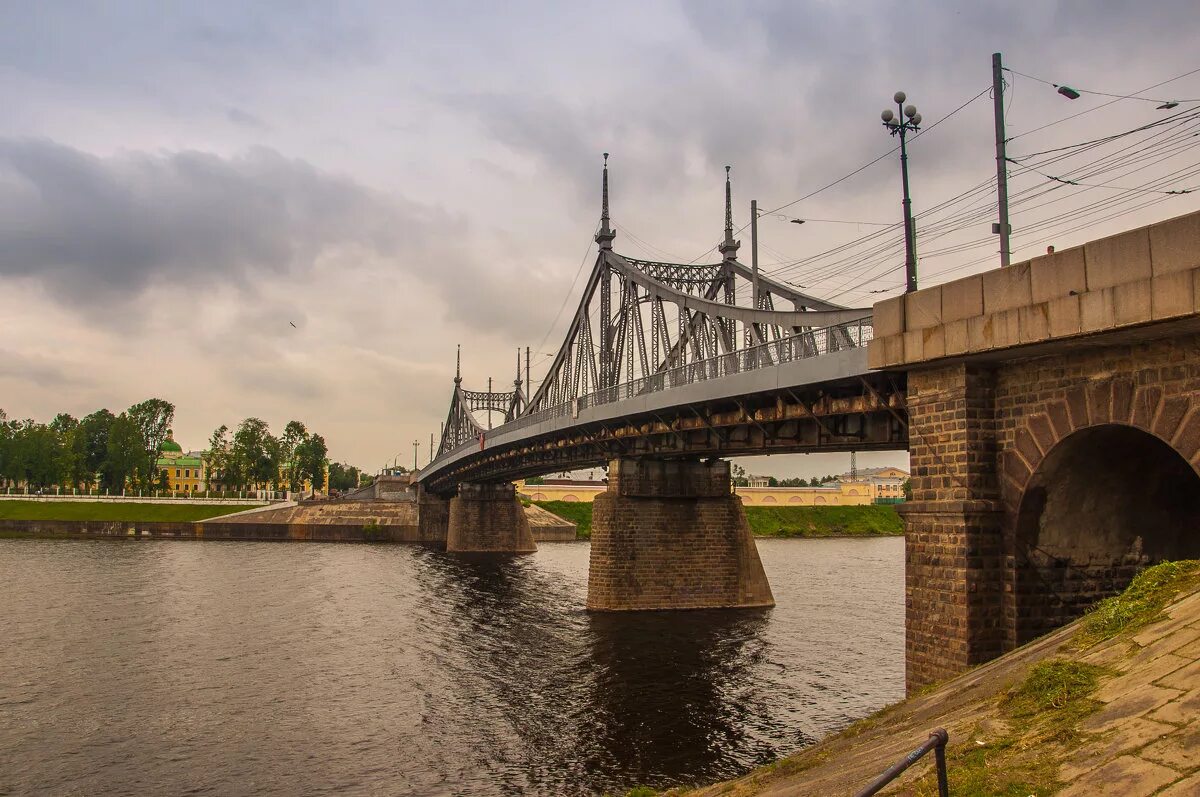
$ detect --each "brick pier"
[587,457,774,611]
[873,211,1200,692]
[446,482,537,553]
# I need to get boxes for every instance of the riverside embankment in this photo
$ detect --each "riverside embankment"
[0,498,576,543]
[671,561,1200,797]
[531,501,903,540]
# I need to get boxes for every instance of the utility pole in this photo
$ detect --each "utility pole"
[992,52,1013,267]
[429,433,433,465]
[412,440,419,472]
[851,450,858,481]
[750,199,761,308]
[487,376,493,429]
[525,347,531,407]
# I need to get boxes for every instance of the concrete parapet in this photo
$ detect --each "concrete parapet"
[867,208,1200,368]
[587,458,774,611]
[446,482,537,553]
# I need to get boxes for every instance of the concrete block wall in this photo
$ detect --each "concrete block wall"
[869,209,1200,368]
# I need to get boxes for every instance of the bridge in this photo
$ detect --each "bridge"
[417,159,1200,693]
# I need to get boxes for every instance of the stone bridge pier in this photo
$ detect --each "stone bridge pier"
[587,457,774,611]
[874,213,1200,692]
[446,482,537,553]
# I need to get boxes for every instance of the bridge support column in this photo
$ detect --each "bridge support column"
[446,482,537,553]
[901,364,1005,694]
[587,458,774,611]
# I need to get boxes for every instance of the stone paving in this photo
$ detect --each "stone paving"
[685,583,1200,796]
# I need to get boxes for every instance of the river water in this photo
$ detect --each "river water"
[0,538,903,796]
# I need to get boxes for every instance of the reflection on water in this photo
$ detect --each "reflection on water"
[0,538,903,796]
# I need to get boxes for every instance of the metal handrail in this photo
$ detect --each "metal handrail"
[427,316,873,471]
[854,728,949,797]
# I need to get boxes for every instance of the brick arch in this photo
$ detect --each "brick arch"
[788,495,804,503]
[761,495,777,504]
[1001,377,1200,513]
[1003,376,1200,645]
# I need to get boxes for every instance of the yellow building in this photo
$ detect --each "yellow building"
[156,439,206,494]
[517,479,874,506]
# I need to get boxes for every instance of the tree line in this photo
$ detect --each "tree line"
[0,399,175,491]
[0,400,368,494]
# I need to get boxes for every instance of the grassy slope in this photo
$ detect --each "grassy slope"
[744,505,902,538]
[532,502,902,540]
[533,501,593,539]
[0,501,260,522]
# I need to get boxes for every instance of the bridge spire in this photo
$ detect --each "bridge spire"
[595,152,616,251]
[454,344,462,385]
[719,165,741,260]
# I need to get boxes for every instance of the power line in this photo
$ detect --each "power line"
[1004,65,1200,105]
[1007,65,1200,141]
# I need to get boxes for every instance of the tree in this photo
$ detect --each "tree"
[296,433,328,496]
[127,398,175,490]
[206,425,232,491]
[75,409,115,490]
[902,478,912,501]
[232,418,277,490]
[328,461,365,492]
[730,463,749,487]
[104,413,142,492]
[279,420,308,492]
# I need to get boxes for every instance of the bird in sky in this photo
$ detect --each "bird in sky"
[289,321,297,329]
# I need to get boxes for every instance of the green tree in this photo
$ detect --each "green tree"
[127,398,175,490]
[75,409,115,490]
[730,463,749,487]
[327,461,364,491]
[296,433,328,496]
[232,418,278,490]
[206,424,233,491]
[902,478,912,501]
[104,414,143,492]
[279,420,308,492]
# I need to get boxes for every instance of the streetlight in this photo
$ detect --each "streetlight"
[881,91,922,293]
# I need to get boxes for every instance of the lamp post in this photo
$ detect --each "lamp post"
[881,91,922,293]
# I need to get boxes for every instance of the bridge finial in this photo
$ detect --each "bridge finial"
[595,152,616,251]
[454,344,462,385]
[514,349,522,389]
[719,165,741,260]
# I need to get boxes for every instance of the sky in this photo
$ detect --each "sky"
[1,1,1198,479]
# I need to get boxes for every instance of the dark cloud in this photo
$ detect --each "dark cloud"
[0,140,429,301]
[0,348,80,388]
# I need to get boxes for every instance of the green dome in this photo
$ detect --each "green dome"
[161,439,183,454]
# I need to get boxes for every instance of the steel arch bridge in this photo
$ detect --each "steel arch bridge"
[420,161,908,495]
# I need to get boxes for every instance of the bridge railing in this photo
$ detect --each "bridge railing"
[431,316,872,464]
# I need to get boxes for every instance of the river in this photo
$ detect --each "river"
[0,538,903,796]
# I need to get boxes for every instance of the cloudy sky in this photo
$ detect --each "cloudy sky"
[1,1,1198,477]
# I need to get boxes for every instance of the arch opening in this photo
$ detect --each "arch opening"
[1013,423,1200,645]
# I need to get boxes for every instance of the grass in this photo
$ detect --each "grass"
[0,500,260,523]
[743,505,903,538]
[531,502,902,541]
[904,659,1108,797]
[533,500,593,539]
[1075,559,1200,647]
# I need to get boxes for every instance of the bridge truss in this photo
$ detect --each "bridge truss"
[431,160,879,474]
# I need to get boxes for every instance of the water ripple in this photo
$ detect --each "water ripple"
[0,537,903,796]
